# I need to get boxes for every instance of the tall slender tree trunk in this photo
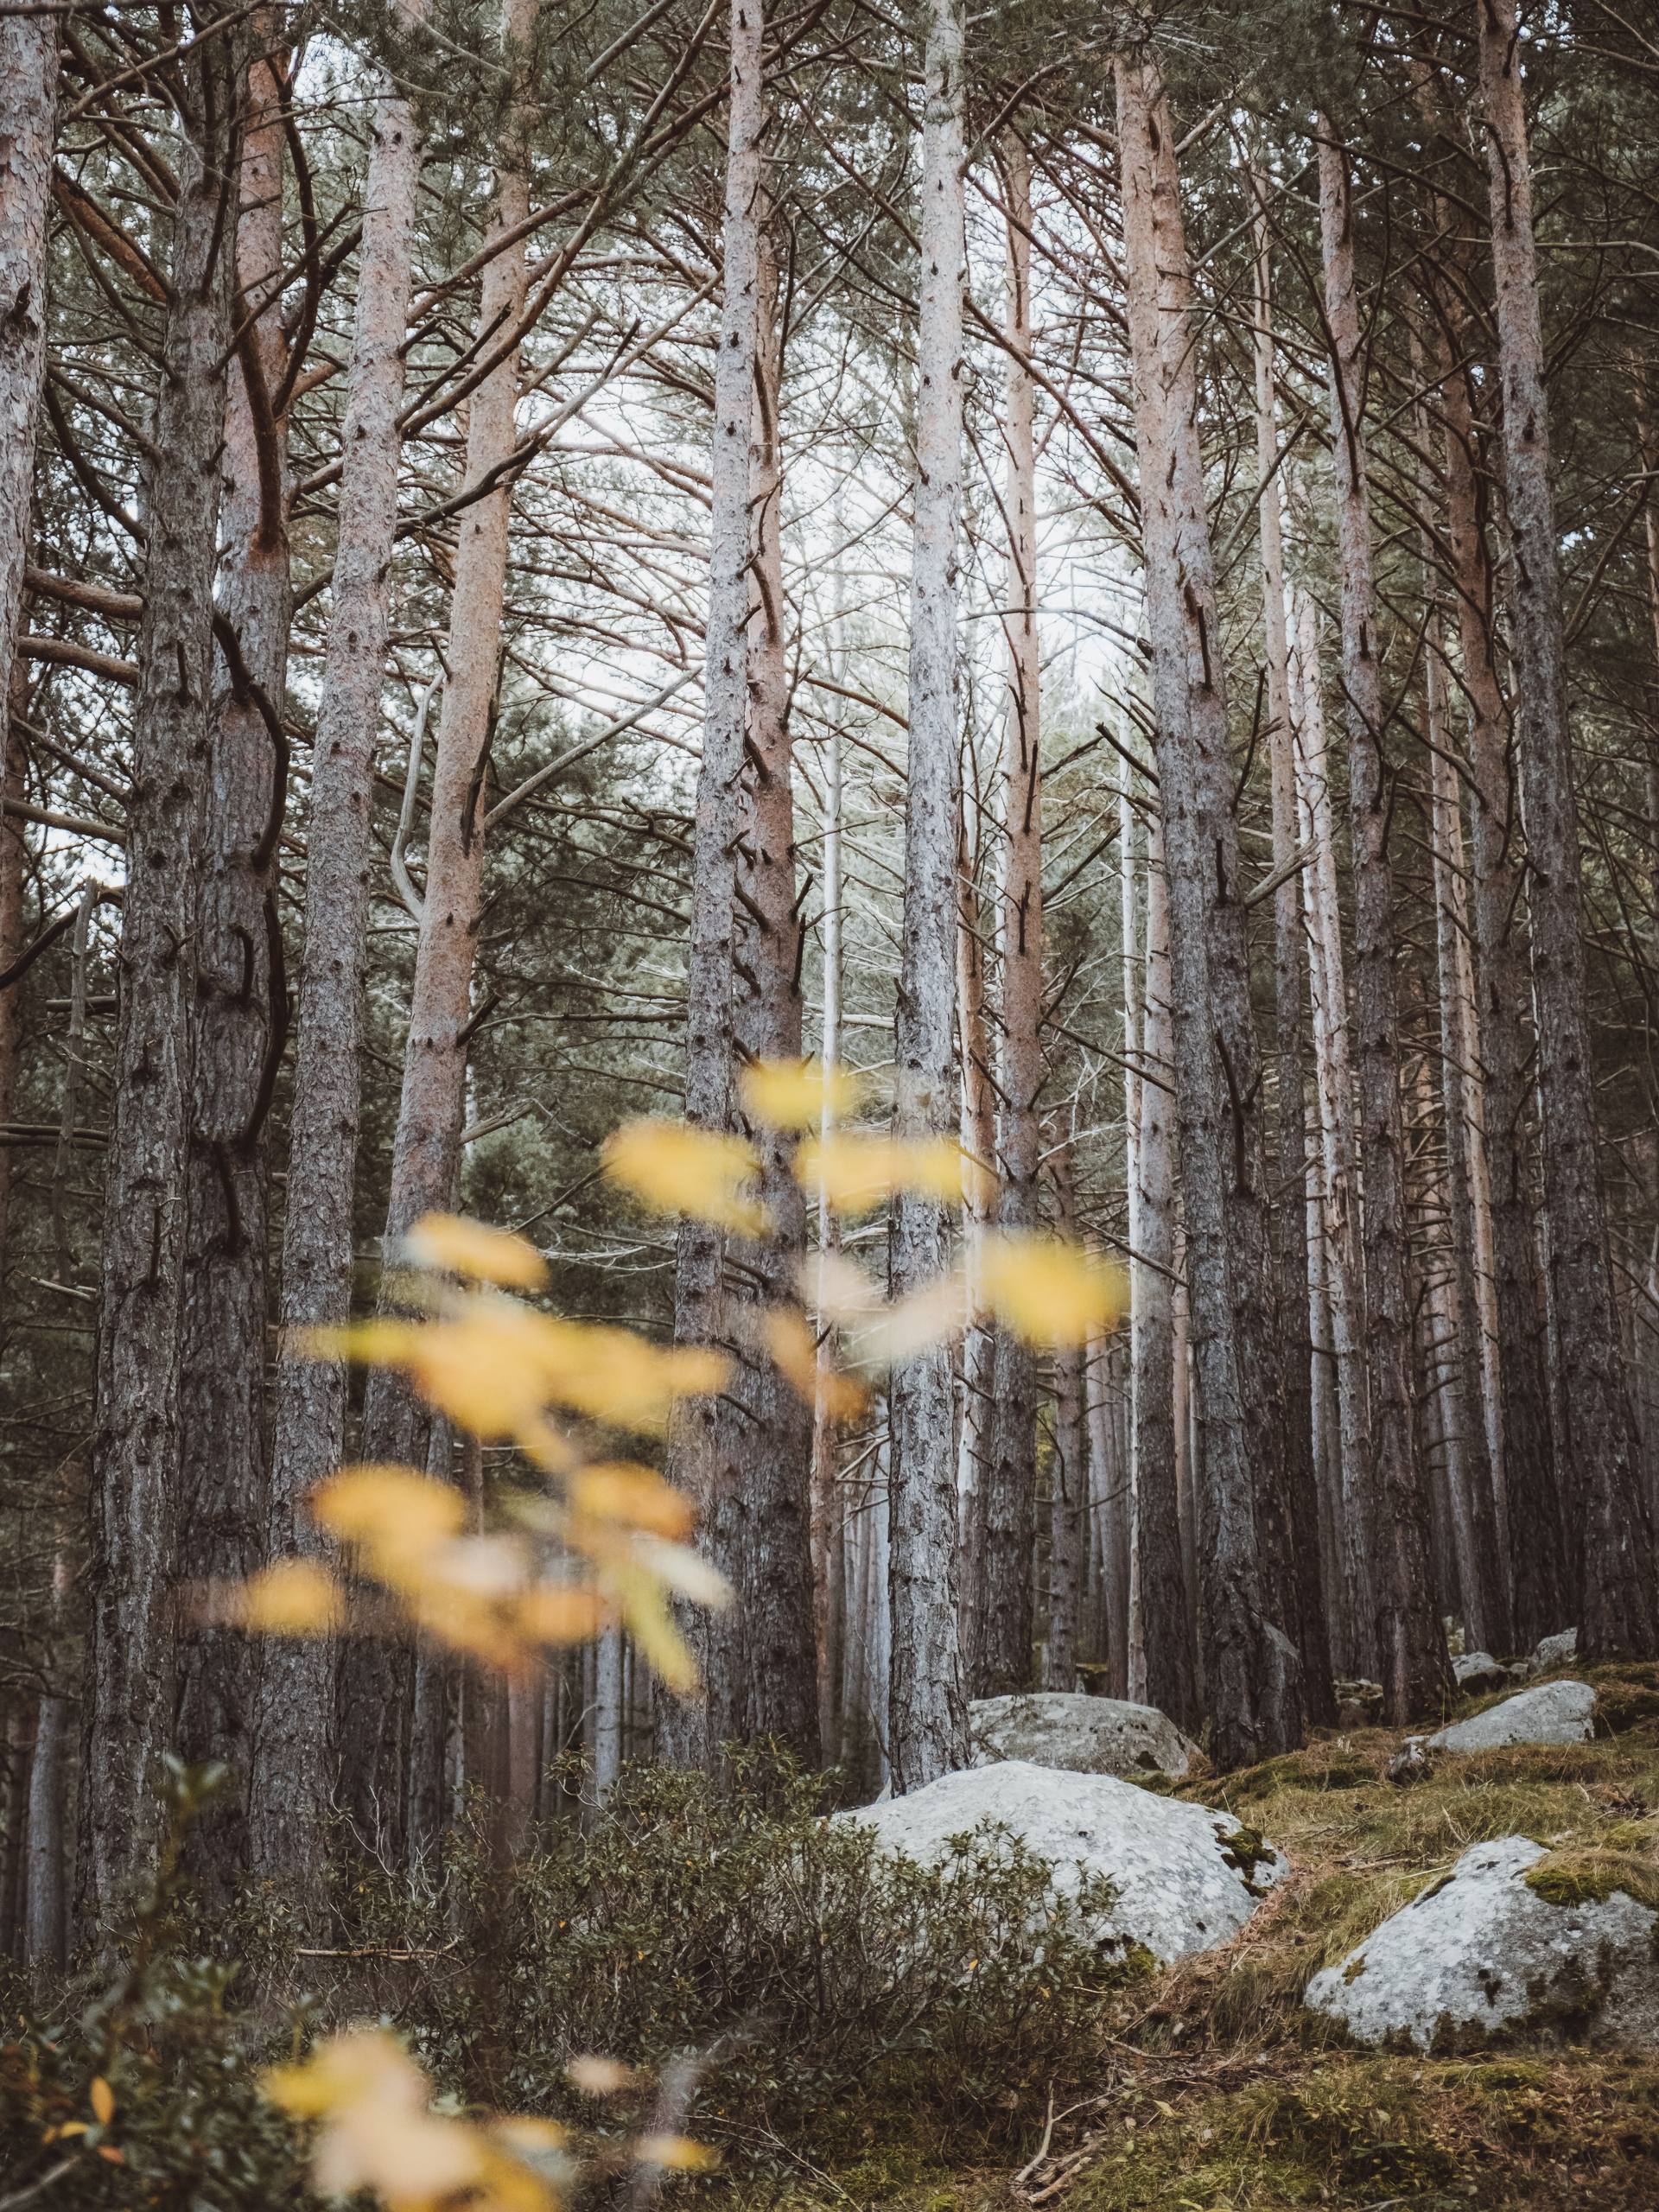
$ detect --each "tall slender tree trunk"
[1252,196,1334,1723]
[175,35,291,1880]
[1475,0,1656,1658]
[811,699,844,1758]
[345,0,536,1851]
[658,0,765,1772]
[0,673,28,1288]
[888,0,968,1791]
[980,130,1042,1700]
[0,3,55,747]
[80,32,241,1935]
[714,219,818,1759]
[1128,806,1196,1726]
[1088,1327,1130,1698]
[1425,610,1512,1653]
[957,801,996,1680]
[1316,130,1449,1720]
[1116,53,1301,1767]
[22,1535,70,1977]
[1046,1157,1085,1691]
[253,16,425,1895]
[1289,587,1375,1676]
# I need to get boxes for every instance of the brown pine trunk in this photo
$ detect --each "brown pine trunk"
[888,0,969,1790]
[346,0,537,1853]
[658,0,766,1775]
[1475,0,1656,1658]
[980,130,1042,1700]
[0,675,28,1286]
[1045,1148,1085,1690]
[1316,130,1449,1721]
[1116,54,1301,1767]
[175,36,292,1880]
[253,14,427,1898]
[1252,195,1334,1724]
[80,30,241,1936]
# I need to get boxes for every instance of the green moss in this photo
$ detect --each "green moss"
[1523,1848,1659,1912]
[1340,1953,1366,1985]
[1217,1823,1278,1893]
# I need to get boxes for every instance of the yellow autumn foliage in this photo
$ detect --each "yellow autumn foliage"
[976,1230,1125,1349]
[738,1055,864,1131]
[601,1117,766,1233]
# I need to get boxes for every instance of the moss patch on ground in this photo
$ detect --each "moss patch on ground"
[709,1687,1659,2211]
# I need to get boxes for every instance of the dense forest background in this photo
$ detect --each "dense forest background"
[2,0,1659,2005]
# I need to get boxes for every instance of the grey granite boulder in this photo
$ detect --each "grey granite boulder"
[969,1692,1198,1779]
[1306,1835,1659,2051]
[1527,1628,1580,1676]
[839,1759,1285,1965]
[1453,1651,1518,1696]
[1427,1678,1596,1754]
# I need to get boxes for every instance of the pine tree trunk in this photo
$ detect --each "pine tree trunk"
[0,676,28,1285]
[1116,53,1301,1766]
[22,1545,70,1975]
[1252,197,1334,1723]
[1475,0,1656,1658]
[715,219,818,1760]
[0,4,55,753]
[980,130,1042,1700]
[888,0,969,1790]
[810,702,844,1758]
[1316,131,1449,1720]
[957,807,995,1682]
[345,0,536,1852]
[658,0,765,1774]
[1045,1148,1085,1690]
[1425,611,1512,1653]
[80,33,240,1934]
[1128,805,1197,1727]
[1088,1328,1130,1698]
[175,36,292,1881]
[253,16,426,1897]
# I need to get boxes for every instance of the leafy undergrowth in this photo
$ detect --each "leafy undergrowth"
[713,1666,1659,2212]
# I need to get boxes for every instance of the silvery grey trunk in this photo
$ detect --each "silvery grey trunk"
[1474,0,1654,1656]
[658,0,765,1770]
[175,38,292,1885]
[344,0,537,1853]
[0,3,55,756]
[1315,132,1449,1720]
[887,0,969,1791]
[253,16,427,1898]
[980,130,1043,1700]
[80,29,241,1936]
[1116,53,1301,1768]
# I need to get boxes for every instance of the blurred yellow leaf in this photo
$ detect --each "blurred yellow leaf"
[89,2077,114,2126]
[977,1231,1125,1349]
[842,1268,971,1368]
[565,2056,637,2097]
[616,1573,701,1695]
[311,1465,466,1561]
[602,1118,766,1233]
[516,1583,610,1645]
[739,1056,863,1131]
[796,1132,975,1217]
[760,1307,866,1420]
[630,1535,732,1610]
[403,1212,549,1292]
[569,1460,696,1539]
[634,2133,719,2171]
[229,1559,345,1636]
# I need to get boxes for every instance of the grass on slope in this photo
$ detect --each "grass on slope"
[721,1664,1659,2212]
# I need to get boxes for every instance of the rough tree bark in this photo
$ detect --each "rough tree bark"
[1475,0,1656,1658]
[1316,130,1449,1720]
[887,0,969,1791]
[1116,53,1302,1767]
[1251,193,1334,1723]
[709,219,818,1761]
[175,34,292,1877]
[345,0,537,1853]
[1128,804,1197,1728]
[252,9,427,1896]
[980,130,1042,1700]
[0,3,56,748]
[80,29,240,1934]
[658,0,764,1772]
[1289,587,1376,1677]
[1046,1151,1085,1691]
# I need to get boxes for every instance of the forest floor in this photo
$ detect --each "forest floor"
[722,1664,1659,2212]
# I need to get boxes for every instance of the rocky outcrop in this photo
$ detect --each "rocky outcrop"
[1427,1678,1596,1754]
[1452,1651,1519,1696]
[1527,1628,1580,1676]
[839,1759,1285,1965]
[1306,1835,1659,2051]
[969,1693,1198,1779]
